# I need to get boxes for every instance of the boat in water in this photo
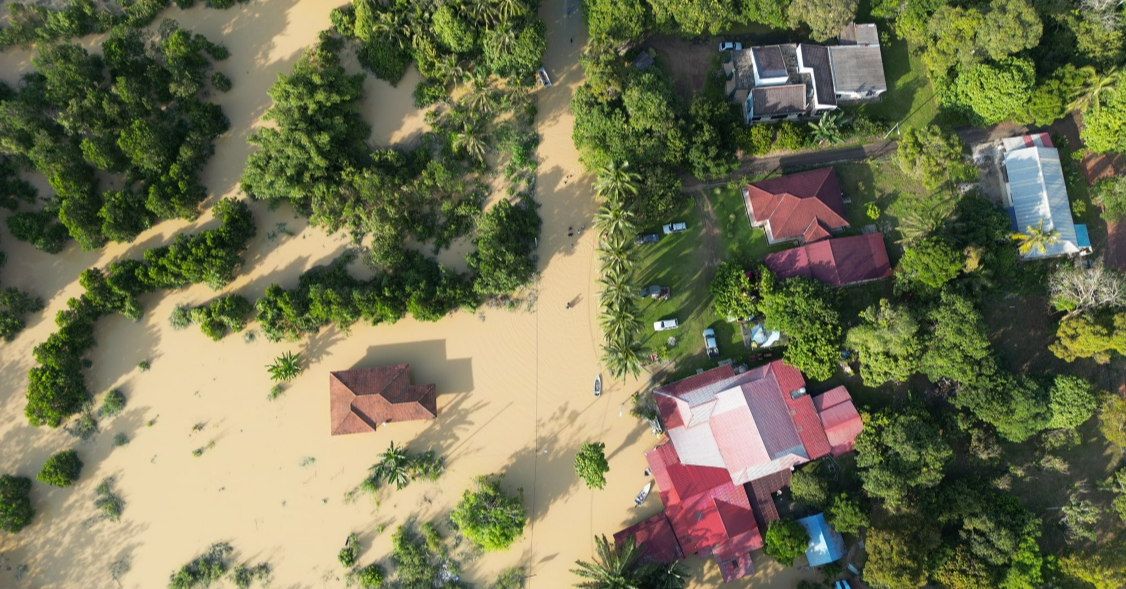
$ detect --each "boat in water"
[634,482,652,507]
[594,375,602,397]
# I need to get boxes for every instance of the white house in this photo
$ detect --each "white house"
[1001,133,1092,260]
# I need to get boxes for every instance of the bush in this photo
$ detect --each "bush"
[763,517,810,566]
[338,533,360,568]
[738,124,776,155]
[353,563,384,589]
[790,463,829,508]
[211,72,232,92]
[168,542,232,589]
[825,493,868,534]
[0,475,34,533]
[773,121,809,151]
[95,477,124,522]
[99,389,126,417]
[450,474,527,552]
[574,442,610,490]
[37,449,83,487]
[112,432,130,446]
[413,81,449,108]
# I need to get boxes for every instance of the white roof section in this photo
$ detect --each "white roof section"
[1005,145,1083,259]
[668,423,726,468]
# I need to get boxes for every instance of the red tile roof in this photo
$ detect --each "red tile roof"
[745,168,849,243]
[329,366,436,435]
[813,386,864,456]
[614,512,684,564]
[763,233,892,286]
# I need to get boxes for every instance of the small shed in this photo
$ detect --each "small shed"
[797,513,846,566]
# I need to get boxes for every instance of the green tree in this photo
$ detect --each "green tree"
[647,0,743,35]
[431,5,476,53]
[825,493,868,535]
[450,474,526,552]
[864,517,940,589]
[37,449,83,487]
[468,198,541,296]
[0,474,34,533]
[1093,175,1126,222]
[482,21,546,79]
[1028,64,1087,126]
[895,125,976,190]
[763,518,810,566]
[583,0,651,42]
[758,272,841,381]
[896,238,964,293]
[789,463,830,508]
[855,408,953,507]
[1100,394,1126,447]
[957,372,1052,442]
[266,351,303,382]
[846,300,923,385]
[1052,311,1126,363]
[953,58,1036,125]
[1048,375,1098,429]
[787,0,858,41]
[686,97,738,180]
[710,262,757,320]
[978,0,1042,60]
[920,291,997,385]
[571,534,646,589]
[574,442,610,490]
[1081,80,1126,154]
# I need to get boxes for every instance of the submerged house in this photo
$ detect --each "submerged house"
[329,365,437,435]
[1001,133,1091,260]
[724,23,888,124]
[615,361,863,582]
[742,168,849,245]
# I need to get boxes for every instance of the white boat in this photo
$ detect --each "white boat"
[593,375,602,397]
[634,482,652,507]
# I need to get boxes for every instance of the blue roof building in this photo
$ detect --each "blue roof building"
[796,513,846,566]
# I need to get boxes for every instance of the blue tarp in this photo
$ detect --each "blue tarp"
[797,513,846,566]
[1075,224,1091,249]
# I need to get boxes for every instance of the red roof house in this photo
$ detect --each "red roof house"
[762,233,892,287]
[613,512,684,564]
[616,361,863,582]
[329,365,436,435]
[743,168,849,244]
[813,386,864,456]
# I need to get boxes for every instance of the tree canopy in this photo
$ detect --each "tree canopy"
[855,408,953,508]
[574,442,610,490]
[450,474,527,552]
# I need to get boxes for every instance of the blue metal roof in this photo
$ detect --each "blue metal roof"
[1006,206,1019,232]
[797,513,845,566]
[1075,224,1091,249]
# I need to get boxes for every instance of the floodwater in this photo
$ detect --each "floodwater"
[0,1,821,588]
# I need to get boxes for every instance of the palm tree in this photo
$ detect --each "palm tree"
[593,204,636,239]
[372,10,409,48]
[600,340,644,380]
[492,0,526,22]
[371,441,412,489]
[594,161,640,205]
[1013,219,1061,255]
[463,87,496,115]
[453,125,488,163]
[599,310,641,345]
[1069,65,1121,114]
[266,351,303,382]
[572,534,646,589]
[598,237,633,278]
[465,0,493,24]
[638,562,690,589]
[808,111,844,145]
[598,274,633,307]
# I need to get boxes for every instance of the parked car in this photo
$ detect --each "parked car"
[637,285,671,300]
[662,222,687,235]
[719,41,743,52]
[653,318,679,332]
[634,233,660,245]
[703,328,719,359]
[537,67,553,88]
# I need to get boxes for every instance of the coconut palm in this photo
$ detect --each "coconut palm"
[1069,65,1121,114]
[466,0,493,24]
[599,310,641,344]
[594,161,640,205]
[1013,219,1061,255]
[266,351,303,382]
[435,56,468,85]
[593,204,636,239]
[598,238,634,277]
[598,274,633,306]
[639,562,690,589]
[572,534,646,589]
[371,441,412,490]
[372,10,409,48]
[453,125,488,163]
[463,87,496,115]
[492,0,527,22]
[600,340,644,380]
[808,111,845,145]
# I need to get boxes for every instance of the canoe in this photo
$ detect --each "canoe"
[594,375,602,397]
[634,482,652,507]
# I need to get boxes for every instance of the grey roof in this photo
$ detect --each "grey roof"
[732,49,757,89]
[752,85,807,116]
[632,51,655,70]
[828,45,887,94]
[799,44,836,107]
[839,23,879,46]
[1005,145,1083,258]
[753,46,788,79]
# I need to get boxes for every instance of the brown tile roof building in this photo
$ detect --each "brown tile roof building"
[329,365,436,435]
[744,168,849,244]
[752,85,808,117]
[763,233,893,286]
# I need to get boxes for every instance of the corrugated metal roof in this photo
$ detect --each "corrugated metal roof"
[614,512,684,564]
[828,45,887,94]
[797,513,846,566]
[812,385,863,456]
[1006,145,1083,259]
[763,233,893,286]
[669,423,727,468]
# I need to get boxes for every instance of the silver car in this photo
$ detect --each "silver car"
[703,328,719,359]
[653,318,679,331]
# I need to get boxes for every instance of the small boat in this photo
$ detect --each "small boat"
[593,375,602,398]
[634,482,652,507]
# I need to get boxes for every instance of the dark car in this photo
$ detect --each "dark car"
[634,233,660,245]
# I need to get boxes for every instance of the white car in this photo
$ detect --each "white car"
[662,222,687,235]
[537,67,552,88]
[703,328,719,359]
[654,318,679,332]
[719,41,743,52]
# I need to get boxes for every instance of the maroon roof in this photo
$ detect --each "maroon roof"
[614,512,684,564]
[813,386,864,456]
[763,233,892,286]
[745,168,848,243]
[745,470,792,532]
[329,366,436,435]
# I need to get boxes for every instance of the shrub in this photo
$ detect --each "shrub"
[738,124,775,155]
[773,121,809,151]
[170,305,193,329]
[450,474,527,552]
[353,563,384,589]
[574,442,610,490]
[0,475,34,533]
[789,463,829,508]
[230,563,270,589]
[67,411,99,442]
[168,542,232,589]
[211,72,232,92]
[763,517,810,566]
[338,533,360,568]
[99,389,126,417]
[266,351,303,382]
[112,432,130,447]
[94,477,125,522]
[37,449,83,487]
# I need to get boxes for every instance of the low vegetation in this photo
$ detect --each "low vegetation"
[363,442,445,493]
[94,477,124,522]
[167,542,232,589]
[0,474,34,533]
[449,474,526,552]
[36,449,83,488]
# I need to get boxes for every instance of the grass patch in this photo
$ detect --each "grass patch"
[710,185,792,263]
[846,37,937,130]
[834,159,929,258]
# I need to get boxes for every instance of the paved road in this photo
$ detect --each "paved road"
[683,140,899,190]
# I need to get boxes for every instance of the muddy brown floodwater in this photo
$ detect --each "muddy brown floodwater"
[0,1,822,588]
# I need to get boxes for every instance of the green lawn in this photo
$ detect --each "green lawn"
[834,159,930,260]
[846,37,938,130]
